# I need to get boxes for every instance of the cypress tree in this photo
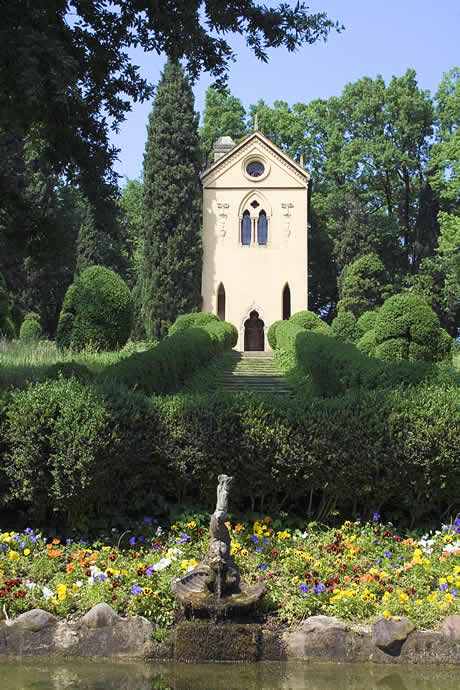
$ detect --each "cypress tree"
[139,58,202,341]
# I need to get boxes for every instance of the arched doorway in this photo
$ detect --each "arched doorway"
[244,310,265,351]
[282,283,291,320]
[217,283,226,321]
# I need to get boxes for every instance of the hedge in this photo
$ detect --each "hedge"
[168,312,219,336]
[0,378,457,527]
[289,310,332,336]
[101,318,237,395]
[19,312,42,341]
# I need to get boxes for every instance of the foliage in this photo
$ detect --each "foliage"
[102,319,237,396]
[267,320,285,350]
[356,329,377,358]
[337,254,392,318]
[289,310,332,336]
[168,312,219,337]
[0,272,14,338]
[19,312,42,342]
[139,59,202,341]
[56,266,133,352]
[355,310,378,339]
[374,293,448,363]
[199,87,247,165]
[331,312,357,343]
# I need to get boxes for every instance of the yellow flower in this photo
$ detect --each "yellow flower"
[143,587,153,595]
[416,599,422,605]
[23,548,30,556]
[102,546,111,551]
[446,593,454,603]
[180,560,189,571]
[444,535,453,543]
[383,611,392,621]
[51,597,58,606]
[447,575,454,583]
[8,551,20,561]
[187,521,196,529]
[188,558,198,568]
[72,584,80,593]
[404,605,410,611]
[241,549,248,557]
[171,525,178,531]
[427,591,437,602]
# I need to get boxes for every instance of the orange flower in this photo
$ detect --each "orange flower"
[46,544,52,550]
[52,538,61,545]
[344,576,351,583]
[66,562,75,573]
[47,549,63,558]
[234,524,245,532]
[353,546,360,552]
[225,522,231,531]
[360,574,375,583]
[263,516,271,523]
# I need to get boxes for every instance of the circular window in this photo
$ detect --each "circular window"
[246,161,265,177]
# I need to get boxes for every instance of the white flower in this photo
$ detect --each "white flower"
[42,586,54,600]
[152,557,172,572]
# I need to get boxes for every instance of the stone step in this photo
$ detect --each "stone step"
[212,350,293,395]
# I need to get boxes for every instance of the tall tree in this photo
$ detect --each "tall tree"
[139,59,202,341]
[200,87,247,166]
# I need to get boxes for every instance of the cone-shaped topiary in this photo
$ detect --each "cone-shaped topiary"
[19,312,42,341]
[56,266,133,351]
[331,311,357,342]
[374,293,444,362]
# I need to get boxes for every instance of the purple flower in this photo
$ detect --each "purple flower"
[180,534,191,543]
[146,567,154,576]
[138,536,144,542]
[439,583,448,591]
[373,540,379,545]
[24,528,33,535]
[300,584,309,592]
[256,547,262,553]
[376,558,381,564]
[252,535,259,544]
[313,584,326,594]
[131,584,143,595]
[143,517,153,524]
[1,545,7,552]
[153,545,160,551]
[372,511,380,522]
[264,538,269,545]
[450,590,458,596]
[30,536,37,543]
[258,564,267,570]
[385,550,391,558]
[13,535,20,542]
[66,538,72,545]
[129,537,136,545]
[20,542,26,549]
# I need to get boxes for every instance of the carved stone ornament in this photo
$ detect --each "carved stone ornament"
[281,202,294,239]
[171,475,266,617]
[217,202,229,237]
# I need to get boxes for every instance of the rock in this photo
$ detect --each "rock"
[8,609,57,632]
[284,615,350,661]
[82,603,120,629]
[372,616,415,656]
[442,615,460,642]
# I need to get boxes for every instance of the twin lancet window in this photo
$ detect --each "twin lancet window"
[241,204,268,246]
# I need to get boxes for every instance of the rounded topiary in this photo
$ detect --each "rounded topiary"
[331,311,357,342]
[355,310,378,339]
[267,320,284,349]
[168,312,218,337]
[374,293,442,362]
[56,266,133,351]
[19,312,42,341]
[289,310,332,336]
[436,328,453,364]
[356,329,377,357]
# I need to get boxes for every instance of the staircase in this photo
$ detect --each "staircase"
[212,351,292,395]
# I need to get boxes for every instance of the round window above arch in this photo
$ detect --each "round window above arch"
[242,155,270,182]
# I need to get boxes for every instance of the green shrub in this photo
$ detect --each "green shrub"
[337,253,392,318]
[19,312,42,341]
[289,310,332,336]
[355,310,378,339]
[374,293,443,362]
[56,266,133,351]
[102,318,236,396]
[267,320,285,350]
[356,329,377,357]
[0,272,15,339]
[331,312,357,342]
[168,312,218,337]
[437,328,453,363]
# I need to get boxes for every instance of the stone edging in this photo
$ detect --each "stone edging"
[1,606,459,664]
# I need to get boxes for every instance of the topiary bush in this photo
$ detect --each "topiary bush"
[267,320,284,350]
[355,310,378,339]
[374,293,444,363]
[102,317,237,395]
[19,312,42,341]
[331,311,357,342]
[356,329,377,357]
[436,328,453,363]
[168,312,219,337]
[0,272,15,339]
[56,266,133,351]
[337,253,392,318]
[289,310,332,336]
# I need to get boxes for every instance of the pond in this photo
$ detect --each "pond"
[1,660,460,689]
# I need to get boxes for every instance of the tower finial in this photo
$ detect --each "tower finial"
[254,113,258,131]
[300,153,304,167]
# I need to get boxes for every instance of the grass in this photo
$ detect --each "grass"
[0,338,151,392]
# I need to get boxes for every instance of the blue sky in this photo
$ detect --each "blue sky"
[111,0,460,182]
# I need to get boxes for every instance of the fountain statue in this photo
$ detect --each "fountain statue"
[171,475,266,617]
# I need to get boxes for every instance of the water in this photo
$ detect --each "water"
[1,660,460,690]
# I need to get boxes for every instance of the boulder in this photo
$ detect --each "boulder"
[7,609,57,632]
[372,616,415,655]
[284,615,350,660]
[442,615,460,642]
[81,603,120,629]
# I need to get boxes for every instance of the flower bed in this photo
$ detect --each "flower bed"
[1,515,459,630]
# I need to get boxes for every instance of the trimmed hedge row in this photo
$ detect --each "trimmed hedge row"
[100,318,237,395]
[0,377,458,527]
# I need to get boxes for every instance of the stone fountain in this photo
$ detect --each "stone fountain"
[171,474,266,618]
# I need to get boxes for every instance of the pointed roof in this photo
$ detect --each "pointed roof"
[201,130,311,183]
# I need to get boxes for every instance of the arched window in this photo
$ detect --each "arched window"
[282,284,291,320]
[241,210,251,245]
[257,210,267,245]
[217,283,226,321]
